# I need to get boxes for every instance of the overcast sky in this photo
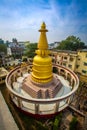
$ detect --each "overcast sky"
[0,0,87,44]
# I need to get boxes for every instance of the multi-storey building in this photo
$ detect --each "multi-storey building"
[9,41,30,58]
[76,49,87,74]
[51,49,87,82]
[9,42,24,58]
[76,49,87,82]
[51,50,77,71]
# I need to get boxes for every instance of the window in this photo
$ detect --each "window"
[68,64,72,68]
[64,57,67,60]
[70,57,73,62]
[2,77,5,80]
[82,70,86,74]
[78,58,80,60]
[84,62,87,66]
[76,65,79,68]
[63,63,66,66]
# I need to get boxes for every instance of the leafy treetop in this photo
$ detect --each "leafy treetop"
[57,35,85,51]
[24,43,37,58]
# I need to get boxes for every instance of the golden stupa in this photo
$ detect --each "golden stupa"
[31,22,53,83]
[23,22,62,99]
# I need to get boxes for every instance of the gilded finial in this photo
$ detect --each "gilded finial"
[38,22,48,50]
[41,22,46,29]
[39,22,48,32]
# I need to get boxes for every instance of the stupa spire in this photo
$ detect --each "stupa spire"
[38,22,48,50]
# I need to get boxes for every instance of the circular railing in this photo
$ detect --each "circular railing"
[5,64,79,116]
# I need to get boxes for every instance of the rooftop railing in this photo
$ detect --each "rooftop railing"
[5,64,79,116]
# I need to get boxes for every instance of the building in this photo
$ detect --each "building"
[0,52,6,66]
[76,49,87,82]
[76,49,87,75]
[51,50,77,71]
[10,44,24,58]
[51,49,87,82]
[49,42,60,49]
[0,67,8,84]
[7,47,12,56]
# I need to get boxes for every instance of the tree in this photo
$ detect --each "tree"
[0,38,4,44]
[6,40,10,47]
[22,57,28,62]
[0,43,7,54]
[57,35,85,51]
[24,43,37,58]
[12,38,18,45]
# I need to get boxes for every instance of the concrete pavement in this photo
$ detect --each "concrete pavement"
[0,91,19,130]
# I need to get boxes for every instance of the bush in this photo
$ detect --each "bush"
[53,113,62,130]
[22,57,28,62]
[53,118,59,130]
[69,117,78,130]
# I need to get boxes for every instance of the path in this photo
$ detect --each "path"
[0,91,19,130]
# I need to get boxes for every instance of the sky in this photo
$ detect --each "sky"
[0,0,87,44]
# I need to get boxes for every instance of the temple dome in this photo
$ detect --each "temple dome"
[33,55,52,65]
[32,55,53,82]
